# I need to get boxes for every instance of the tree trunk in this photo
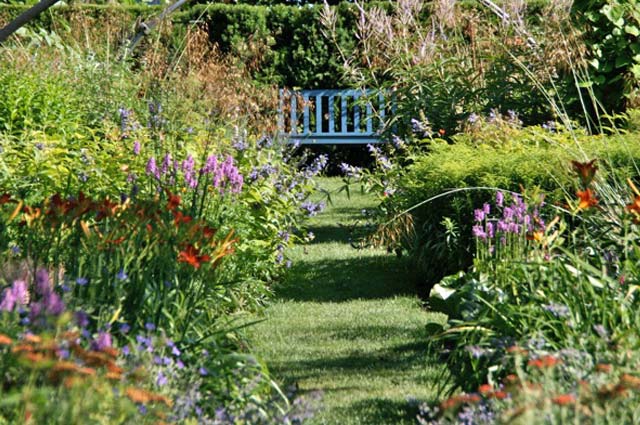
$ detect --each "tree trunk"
[0,0,61,44]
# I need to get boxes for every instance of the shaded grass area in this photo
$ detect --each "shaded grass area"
[247,178,448,424]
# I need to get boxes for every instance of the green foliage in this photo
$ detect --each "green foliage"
[394,120,640,289]
[0,1,562,92]
[572,0,640,112]
[0,17,323,423]
[325,0,582,139]
[0,2,357,89]
[419,136,640,422]
[0,67,84,137]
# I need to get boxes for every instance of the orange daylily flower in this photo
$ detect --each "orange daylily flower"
[51,361,82,374]
[478,384,493,395]
[571,159,597,187]
[492,391,508,400]
[598,383,627,399]
[528,355,561,369]
[173,211,193,227]
[101,346,120,358]
[625,194,640,220]
[202,225,217,240]
[0,193,13,205]
[95,198,119,221]
[106,361,124,375]
[595,363,612,373]
[552,394,576,406]
[166,193,181,211]
[178,244,211,269]
[506,345,529,356]
[619,373,640,389]
[440,394,481,410]
[0,334,13,345]
[503,374,519,385]
[576,188,598,210]
[47,193,71,217]
[21,206,42,226]
[21,351,49,364]
[526,231,544,242]
[23,334,43,344]
[81,351,112,367]
[68,192,95,218]
[12,344,34,354]
[125,387,173,407]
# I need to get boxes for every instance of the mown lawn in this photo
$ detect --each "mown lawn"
[247,178,448,424]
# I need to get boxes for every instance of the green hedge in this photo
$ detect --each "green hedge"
[396,129,640,289]
[0,1,552,89]
[0,2,360,88]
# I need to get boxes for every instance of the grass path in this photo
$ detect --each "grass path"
[247,178,447,424]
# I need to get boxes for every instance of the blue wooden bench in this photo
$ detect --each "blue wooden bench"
[278,89,388,145]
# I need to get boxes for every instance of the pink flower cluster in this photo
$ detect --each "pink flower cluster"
[146,153,244,195]
[0,279,28,312]
[472,192,545,242]
[0,269,65,320]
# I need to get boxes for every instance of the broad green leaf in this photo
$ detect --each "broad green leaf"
[431,283,456,300]
[625,25,640,36]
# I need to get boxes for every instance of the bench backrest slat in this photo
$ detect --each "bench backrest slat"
[278,88,388,145]
[315,94,322,134]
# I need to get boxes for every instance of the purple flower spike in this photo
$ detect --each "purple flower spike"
[46,292,65,315]
[474,209,485,222]
[508,223,521,234]
[75,310,90,328]
[146,157,159,179]
[156,371,168,387]
[161,153,173,176]
[92,331,113,351]
[0,280,29,312]
[472,225,487,239]
[486,222,495,238]
[496,191,504,207]
[503,207,514,221]
[35,268,50,296]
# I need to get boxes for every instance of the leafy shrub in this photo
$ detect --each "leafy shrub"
[571,0,640,112]
[420,153,640,422]
[0,267,311,423]
[0,17,325,423]
[391,119,640,290]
